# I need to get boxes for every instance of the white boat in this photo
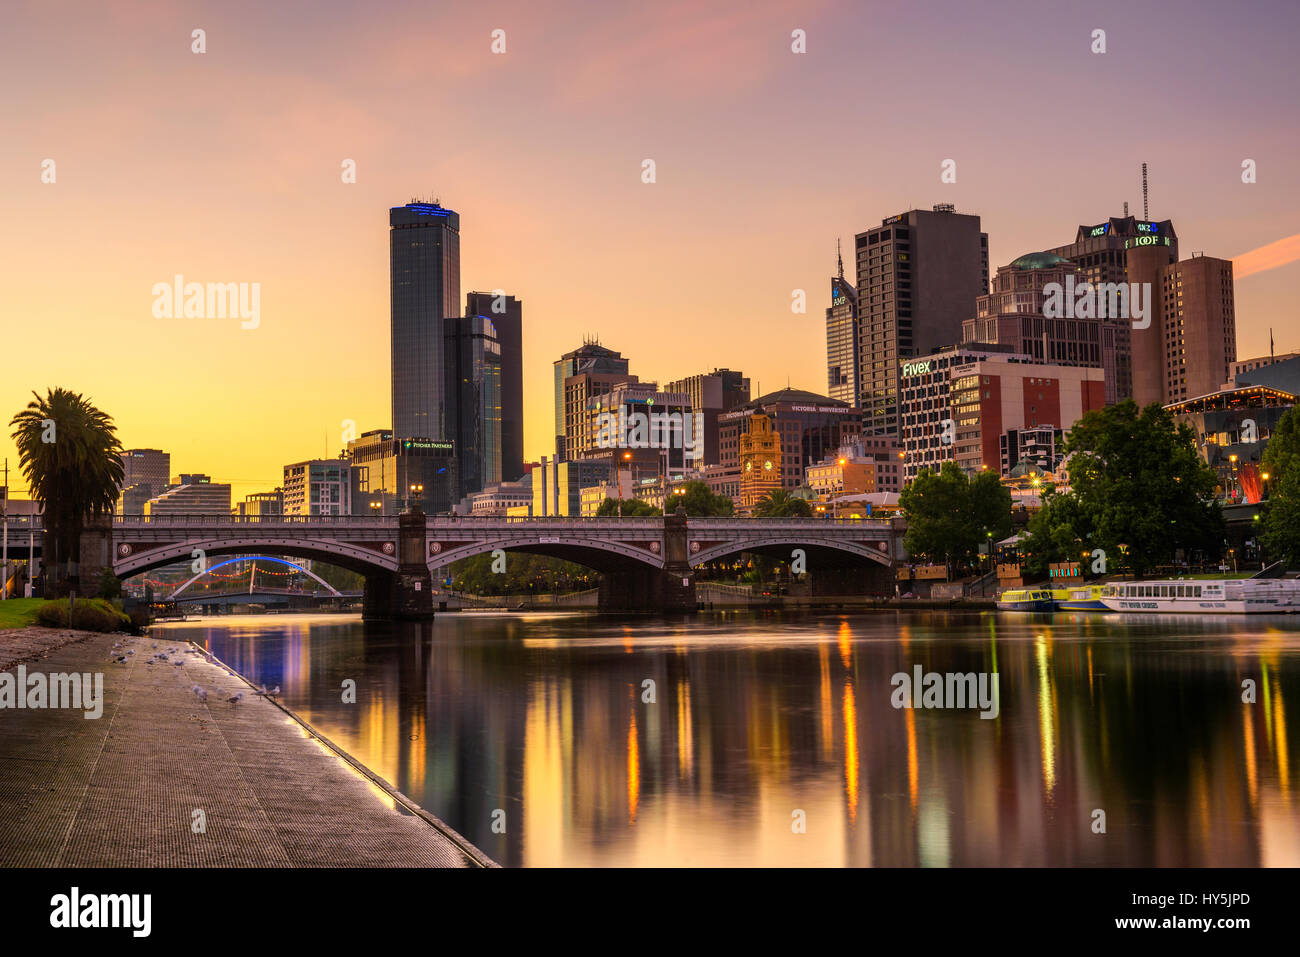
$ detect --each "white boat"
[1099,579,1300,614]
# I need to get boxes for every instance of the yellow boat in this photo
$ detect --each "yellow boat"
[997,587,1055,612]
[1052,584,1110,612]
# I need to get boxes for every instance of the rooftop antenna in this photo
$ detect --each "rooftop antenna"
[836,238,844,280]
[1141,162,1149,220]
[1123,201,1129,217]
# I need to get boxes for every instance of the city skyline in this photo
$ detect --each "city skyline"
[5,0,1300,504]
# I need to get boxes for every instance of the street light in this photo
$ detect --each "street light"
[369,499,382,516]
[409,483,424,510]
[1262,471,1271,500]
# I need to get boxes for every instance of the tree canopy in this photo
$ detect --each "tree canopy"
[10,388,125,594]
[1260,408,1300,566]
[899,461,1012,573]
[1022,400,1223,577]
[752,488,813,517]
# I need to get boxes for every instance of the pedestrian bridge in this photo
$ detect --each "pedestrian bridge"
[96,513,904,618]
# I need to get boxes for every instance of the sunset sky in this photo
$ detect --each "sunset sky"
[3,0,1298,503]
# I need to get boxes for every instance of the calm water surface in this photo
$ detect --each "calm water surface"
[154,610,1300,867]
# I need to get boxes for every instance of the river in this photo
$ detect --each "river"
[152,610,1300,867]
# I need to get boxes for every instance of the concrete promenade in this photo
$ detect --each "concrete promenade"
[0,629,492,867]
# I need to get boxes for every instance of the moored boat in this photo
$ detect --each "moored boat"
[1099,579,1300,614]
[997,587,1055,612]
[1053,584,1110,612]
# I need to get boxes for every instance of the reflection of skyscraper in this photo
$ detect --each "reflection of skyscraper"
[390,201,461,440]
[467,291,523,482]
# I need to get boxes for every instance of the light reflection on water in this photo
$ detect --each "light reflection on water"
[153,610,1300,867]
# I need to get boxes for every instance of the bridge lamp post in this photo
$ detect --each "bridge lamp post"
[409,483,424,511]
[369,499,382,517]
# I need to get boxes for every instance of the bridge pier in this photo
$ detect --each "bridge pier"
[596,509,695,612]
[363,510,433,620]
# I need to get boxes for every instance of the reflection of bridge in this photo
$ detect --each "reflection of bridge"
[89,512,905,619]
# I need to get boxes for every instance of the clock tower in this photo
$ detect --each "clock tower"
[738,413,783,513]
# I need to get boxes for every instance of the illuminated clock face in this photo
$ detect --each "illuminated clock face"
[763,460,774,471]
[745,461,753,472]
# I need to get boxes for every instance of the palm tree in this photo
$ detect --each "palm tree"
[753,488,813,518]
[9,388,125,595]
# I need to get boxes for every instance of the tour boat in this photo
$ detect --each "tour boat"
[996,587,1055,612]
[1053,584,1110,612]
[1099,579,1300,614]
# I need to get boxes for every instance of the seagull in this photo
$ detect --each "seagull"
[173,660,184,666]
[126,650,135,656]
[196,688,207,703]
[115,656,127,664]
[226,692,243,708]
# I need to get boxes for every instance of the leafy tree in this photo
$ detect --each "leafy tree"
[1021,400,1223,577]
[752,488,813,517]
[595,497,661,517]
[1260,408,1300,566]
[96,568,123,601]
[447,552,595,595]
[899,462,1009,575]
[665,481,734,516]
[9,388,125,595]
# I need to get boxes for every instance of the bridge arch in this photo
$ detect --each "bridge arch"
[114,538,400,580]
[427,536,666,574]
[688,536,893,569]
[169,555,342,597]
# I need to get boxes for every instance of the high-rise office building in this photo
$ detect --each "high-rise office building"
[962,252,1116,389]
[897,346,1105,481]
[282,459,352,516]
[466,291,523,481]
[1049,215,1178,404]
[347,430,458,515]
[664,368,751,466]
[444,313,502,497]
[143,474,231,515]
[117,448,171,512]
[554,341,631,460]
[826,262,859,405]
[1156,254,1236,405]
[855,205,989,439]
[390,201,461,440]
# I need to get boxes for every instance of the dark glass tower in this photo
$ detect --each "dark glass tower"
[445,314,502,497]
[390,201,461,440]
[466,291,523,482]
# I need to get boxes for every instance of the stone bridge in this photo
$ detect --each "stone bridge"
[89,511,904,618]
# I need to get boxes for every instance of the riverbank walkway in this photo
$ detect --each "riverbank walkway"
[0,629,491,867]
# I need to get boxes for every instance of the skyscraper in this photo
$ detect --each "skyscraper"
[467,291,524,481]
[553,341,630,460]
[664,368,751,466]
[826,244,859,405]
[1049,215,1179,404]
[854,205,989,439]
[390,201,461,440]
[445,313,502,497]
[1156,254,1236,404]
